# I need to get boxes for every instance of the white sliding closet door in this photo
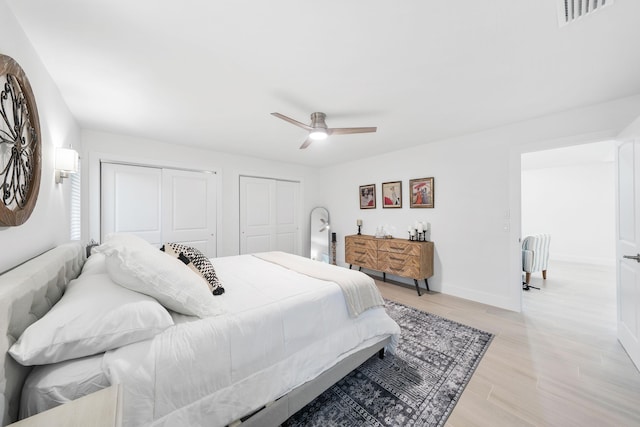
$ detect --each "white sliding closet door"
[275,180,300,253]
[162,169,217,256]
[101,163,217,257]
[240,177,275,254]
[239,176,300,255]
[101,163,162,245]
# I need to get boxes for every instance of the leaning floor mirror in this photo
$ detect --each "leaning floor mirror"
[310,207,330,263]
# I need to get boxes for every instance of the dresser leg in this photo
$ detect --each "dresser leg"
[349,264,352,269]
[383,272,386,282]
[359,266,362,272]
[413,279,422,296]
[424,278,430,292]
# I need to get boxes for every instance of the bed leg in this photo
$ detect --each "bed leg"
[378,348,385,359]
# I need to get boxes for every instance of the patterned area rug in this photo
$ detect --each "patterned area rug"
[284,300,493,427]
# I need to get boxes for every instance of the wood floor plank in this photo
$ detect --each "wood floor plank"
[376,260,640,426]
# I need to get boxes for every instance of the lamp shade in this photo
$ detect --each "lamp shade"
[55,148,79,173]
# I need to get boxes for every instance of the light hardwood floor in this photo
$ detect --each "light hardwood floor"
[375,261,640,427]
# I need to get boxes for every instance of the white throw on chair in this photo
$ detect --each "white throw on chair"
[522,234,551,285]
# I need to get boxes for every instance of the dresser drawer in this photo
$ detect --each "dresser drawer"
[346,245,377,269]
[346,252,377,270]
[346,236,377,251]
[377,253,421,278]
[377,240,421,256]
[345,235,378,269]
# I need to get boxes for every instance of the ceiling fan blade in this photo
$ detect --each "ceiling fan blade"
[299,137,313,149]
[271,112,312,131]
[329,127,377,135]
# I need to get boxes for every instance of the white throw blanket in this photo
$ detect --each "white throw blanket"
[253,252,385,317]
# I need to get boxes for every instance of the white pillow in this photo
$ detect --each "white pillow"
[80,252,107,275]
[96,233,224,318]
[20,354,109,419]
[9,273,174,366]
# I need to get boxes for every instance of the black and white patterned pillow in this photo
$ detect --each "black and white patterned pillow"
[160,243,225,295]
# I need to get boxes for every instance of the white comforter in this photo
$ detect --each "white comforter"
[103,254,400,427]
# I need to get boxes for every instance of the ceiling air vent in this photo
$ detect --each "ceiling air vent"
[557,0,614,26]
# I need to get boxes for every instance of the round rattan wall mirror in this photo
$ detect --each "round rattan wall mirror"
[0,54,41,226]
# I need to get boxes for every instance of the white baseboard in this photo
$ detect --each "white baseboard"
[441,284,520,312]
[366,271,521,312]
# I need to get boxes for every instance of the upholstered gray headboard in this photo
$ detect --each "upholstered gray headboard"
[0,243,85,426]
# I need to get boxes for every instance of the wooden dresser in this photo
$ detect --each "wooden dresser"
[345,234,434,295]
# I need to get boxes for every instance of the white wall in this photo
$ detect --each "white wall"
[618,114,640,139]
[0,1,80,273]
[522,161,615,266]
[81,130,321,258]
[319,135,517,310]
[3,0,640,312]
[318,95,640,311]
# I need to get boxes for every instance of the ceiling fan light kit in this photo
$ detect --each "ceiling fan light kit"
[309,129,328,141]
[271,111,376,149]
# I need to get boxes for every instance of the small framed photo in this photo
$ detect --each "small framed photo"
[409,177,434,208]
[359,184,376,209]
[382,181,402,208]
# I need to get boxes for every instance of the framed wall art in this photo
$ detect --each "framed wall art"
[409,177,434,208]
[382,181,402,208]
[359,184,376,209]
[0,54,42,226]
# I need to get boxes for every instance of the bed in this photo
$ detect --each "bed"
[0,235,400,426]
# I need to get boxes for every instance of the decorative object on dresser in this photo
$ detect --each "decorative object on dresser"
[381,181,402,208]
[345,234,434,296]
[0,54,42,226]
[356,219,362,235]
[409,177,434,208]
[359,184,376,209]
[408,221,430,241]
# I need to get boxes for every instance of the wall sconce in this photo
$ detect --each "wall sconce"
[55,147,79,184]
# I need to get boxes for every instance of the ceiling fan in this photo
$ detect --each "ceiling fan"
[271,112,377,149]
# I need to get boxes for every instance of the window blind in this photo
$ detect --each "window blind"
[70,162,81,241]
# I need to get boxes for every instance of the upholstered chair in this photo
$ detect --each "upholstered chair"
[522,234,551,285]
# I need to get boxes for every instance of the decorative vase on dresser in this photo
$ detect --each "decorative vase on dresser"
[345,234,434,296]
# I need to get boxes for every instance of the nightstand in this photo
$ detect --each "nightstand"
[8,385,122,427]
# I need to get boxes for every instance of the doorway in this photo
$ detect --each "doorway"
[520,140,616,317]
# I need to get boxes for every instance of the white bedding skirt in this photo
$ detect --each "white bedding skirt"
[103,254,400,427]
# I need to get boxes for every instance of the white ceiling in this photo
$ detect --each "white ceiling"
[521,140,615,170]
[7,0,640,167]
